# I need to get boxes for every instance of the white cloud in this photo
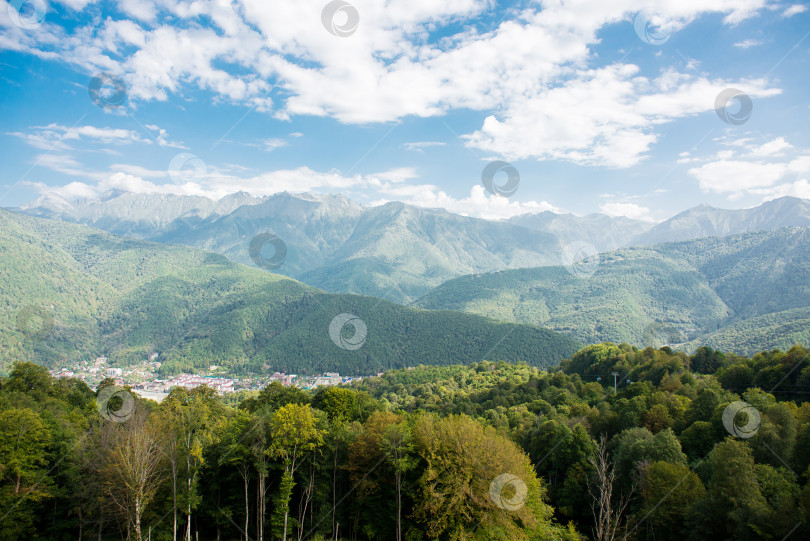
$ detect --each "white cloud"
[783,4,808,17]
[750,137,793,157]
[761,179,810,199]
[1,0,782,169]
[371,184,560,221]
[118,0,157,22]
[23,180,99,200]
[734,39,763,48]
[32,154,89,177]
[27,155,559,220]
[10,123,185,150]
[263,138,288,152]
[689,159,788,195]
[146,125,188,149]
[599,202,655,222]
[402,141,447,152]
[464,67,779,167]
[686,135,810,199]
[53,0,99,10]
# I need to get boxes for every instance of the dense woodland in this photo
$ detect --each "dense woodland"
[0,209,578,376]
[2,343,810,540]
[415,227,810,355]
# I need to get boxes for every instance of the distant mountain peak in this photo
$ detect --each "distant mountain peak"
[20,192,74,212]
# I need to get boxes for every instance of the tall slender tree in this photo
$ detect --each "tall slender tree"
[268,403,324,541]
[102,409,165,541]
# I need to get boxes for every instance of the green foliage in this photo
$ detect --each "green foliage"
[636,461,705,541]
[410,413,562,540]
[416,227,810,355]
[2,342,810,540]
[0,209,580,375]
[311,386,379,423]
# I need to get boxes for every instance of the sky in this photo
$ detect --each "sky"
[1,0,810,222]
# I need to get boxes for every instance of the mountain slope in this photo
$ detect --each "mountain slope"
[508,211,651,252]
[632,196,810,245]
[0,209,580,375]
[415,227,810,355]
[19,191,810,304]
[14,191,631,302]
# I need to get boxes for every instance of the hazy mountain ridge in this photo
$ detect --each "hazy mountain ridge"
[414,227,810,355]
[508,211,653,251]
[632,196,810,245]
[0,209,580,375]
[17,191,810,303]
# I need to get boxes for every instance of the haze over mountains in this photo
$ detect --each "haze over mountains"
[0,208,578,375]
[18,191,810,303]
[5,190,810,363]
[416,227,810,356]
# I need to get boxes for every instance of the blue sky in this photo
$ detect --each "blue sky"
[1,0,809,222]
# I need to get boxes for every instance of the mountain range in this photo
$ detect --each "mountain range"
[0,208,579,376]
[18,191,810,303]
[415,227,810,356]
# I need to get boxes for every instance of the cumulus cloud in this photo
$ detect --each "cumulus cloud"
[0,0,782,169]
[371,184,560,220]
[750,137,793,157]
[599,202,656,222]
[687,137,810,198]
[689,160,787,195]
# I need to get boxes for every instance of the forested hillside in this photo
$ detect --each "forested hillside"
[416,227,810,355]
[0,209,579,375]
[3,343,809,540]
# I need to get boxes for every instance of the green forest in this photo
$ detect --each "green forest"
[0,208,578,375]
[2,342,810,540]
[415,227,810,354]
